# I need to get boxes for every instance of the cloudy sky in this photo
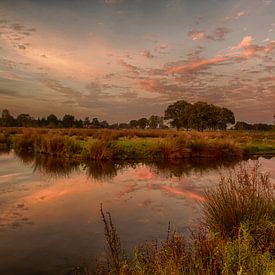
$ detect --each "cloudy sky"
[0,0,274,123]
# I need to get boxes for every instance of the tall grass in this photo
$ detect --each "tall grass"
[1,127,275,160]
[203,162,275,239]
[93,163,275,274]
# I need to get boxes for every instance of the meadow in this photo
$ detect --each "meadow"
[0,127,275,161]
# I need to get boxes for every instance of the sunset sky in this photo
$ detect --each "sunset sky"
[0,0,274,123]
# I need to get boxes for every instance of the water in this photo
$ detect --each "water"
[0,152,274,274]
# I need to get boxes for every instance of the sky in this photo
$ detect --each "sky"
[0,0,274,123]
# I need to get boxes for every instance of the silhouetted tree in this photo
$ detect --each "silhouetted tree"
[17,114,33,127]
[47,114,59,127]
[164,100,191,130]
[129,119,138,128]
[1,109,15,127]
[148,115,164,129]
[83,117,90,128]
[137,118,148,129]
[62,114,75,128]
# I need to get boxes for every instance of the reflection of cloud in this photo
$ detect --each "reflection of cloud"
[117,183,139,198]
[160,185,205,201]
[138,199,153,208]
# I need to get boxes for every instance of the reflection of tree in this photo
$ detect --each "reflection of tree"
[85,161,118,181]
[85,161,139,181]
[147,158,240,178]
[15,151,244,180]
[15,152,80,177]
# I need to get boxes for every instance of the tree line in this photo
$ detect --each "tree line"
[0,100,274,131]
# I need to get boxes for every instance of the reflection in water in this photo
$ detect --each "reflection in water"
[0,151,274,274]
[15,151,241,180]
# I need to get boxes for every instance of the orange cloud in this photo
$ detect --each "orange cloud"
[233,36,275,58]
[161,185,205,201]
[165,55,227,74]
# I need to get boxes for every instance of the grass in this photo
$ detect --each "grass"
[93,163,275,274]
[0,127,275,160]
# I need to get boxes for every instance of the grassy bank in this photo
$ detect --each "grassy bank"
[0,127,275,160]
[94,163,275,274]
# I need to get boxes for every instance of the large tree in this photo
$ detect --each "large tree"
[1,109,15,127]
[62,114,75,128]
[17,114,33,127]
[47,114,59,127]
[164,100,191,130]
[148,115,163,129]
[137,118,148,129]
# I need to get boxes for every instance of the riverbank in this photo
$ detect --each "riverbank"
[0,127,275,160]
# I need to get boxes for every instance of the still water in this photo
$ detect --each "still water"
[0,152,274,274]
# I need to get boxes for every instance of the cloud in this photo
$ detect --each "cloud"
[189,27,231,42]
[142,34,158,42]
[140,50,155,59]
[40,78,81,97]
[0,88,19,97]
[117,59,142,75]
[234,10,249,19]
[164,55,227,74]
[232,36,275,58]
[104,0,124,4]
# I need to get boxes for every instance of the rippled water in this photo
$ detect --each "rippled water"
[0,152,274,274]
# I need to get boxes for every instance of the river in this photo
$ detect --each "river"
[0,152,274,274]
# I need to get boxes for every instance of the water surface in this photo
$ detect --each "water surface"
[0,152,274,274]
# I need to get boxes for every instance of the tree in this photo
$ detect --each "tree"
[137,118,148,129]
[83,117,90,128]
[129,119,138,128]
[47,114,59,127]
[17,114,33,127]
[164,100,191,130]
[234,121,253,131]
[100,120,109,128]
[217,108,235,130]
[1,109,15,127]
[148,115,164,129]
[188,102,212,131]
[91,118,100,128]
[62,114,75,128]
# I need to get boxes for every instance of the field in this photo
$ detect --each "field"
[0,127,275,161]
